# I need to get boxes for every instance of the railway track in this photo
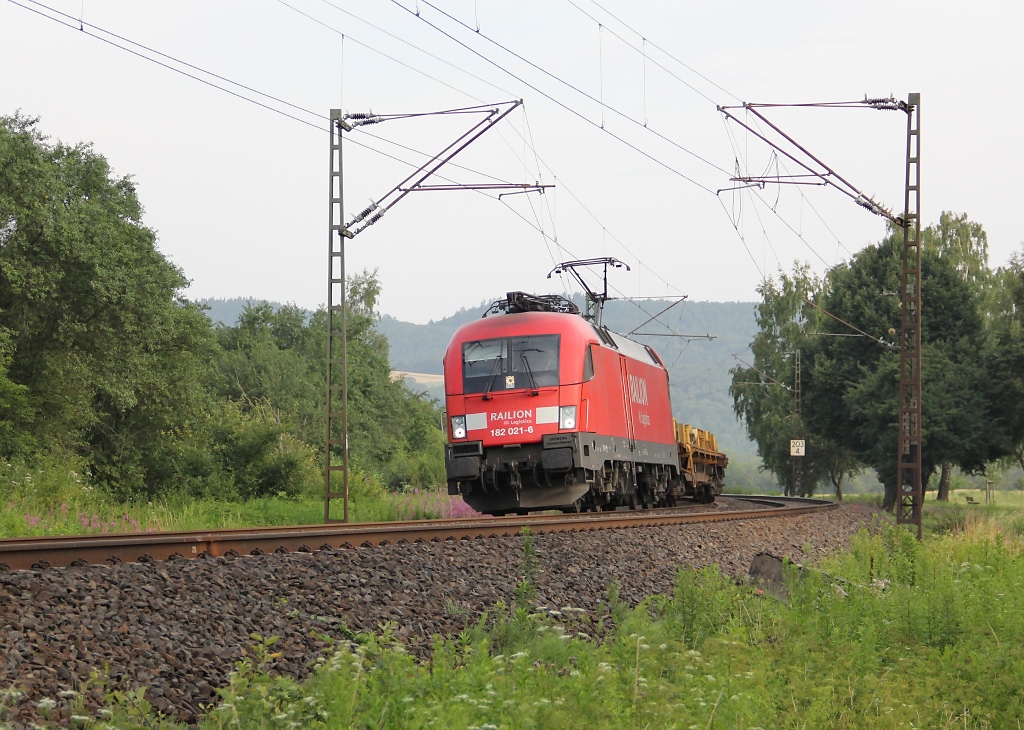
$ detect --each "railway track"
[0,496,835,571]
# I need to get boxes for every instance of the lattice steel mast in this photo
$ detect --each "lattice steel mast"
[326,110,349,524]
[895,94,922,538]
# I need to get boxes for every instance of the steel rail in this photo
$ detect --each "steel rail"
[0,496,836,571]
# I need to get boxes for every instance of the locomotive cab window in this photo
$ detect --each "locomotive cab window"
[583,343,596,381]
[462,335,560,394]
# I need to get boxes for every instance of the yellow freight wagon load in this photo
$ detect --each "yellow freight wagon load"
[673,421,728,503]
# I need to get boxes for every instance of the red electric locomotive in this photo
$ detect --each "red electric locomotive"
[444,263,726,515]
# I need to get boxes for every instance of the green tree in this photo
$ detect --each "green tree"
[985,248,1024,473]
[0,113,215,494]
[215,303,323,444]
[921,211,993,499]
[730,265,861,497]
[317,270,444,487]
[805,224,1003,510]
[0,114,444,502]
[213,270,445,490]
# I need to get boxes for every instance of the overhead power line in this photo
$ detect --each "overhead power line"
[313,0,516,99]
[578,0,742,104]
[11,0,328,131]
[308,0,741,312]
[408,0,731,178]
[14,0,760,334]
[12,0,540,190]
[388,0,719,194]
[10,0,684,310]
[563,0,721,106]
[276,0,508,105]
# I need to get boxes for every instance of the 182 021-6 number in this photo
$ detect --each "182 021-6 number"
[490,426,534,437]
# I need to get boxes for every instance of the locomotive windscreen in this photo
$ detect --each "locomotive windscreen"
[462,335,560,394]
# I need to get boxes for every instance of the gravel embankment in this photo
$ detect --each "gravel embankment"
[0,500,880,727]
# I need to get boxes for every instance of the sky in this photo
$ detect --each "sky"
[3,0,1022,324]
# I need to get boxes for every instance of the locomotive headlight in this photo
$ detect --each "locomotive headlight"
[451,415,467,439]
[559,405,577,430]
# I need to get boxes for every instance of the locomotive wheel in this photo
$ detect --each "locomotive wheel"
[561,499,583,514]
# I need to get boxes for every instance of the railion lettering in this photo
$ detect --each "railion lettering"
[491,409,533,420]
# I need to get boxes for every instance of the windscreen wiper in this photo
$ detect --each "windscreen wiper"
[520,352,540,396]
[482,355,503,401]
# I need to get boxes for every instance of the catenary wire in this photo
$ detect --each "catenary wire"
[61,0,790,304]
[567,0,865,285]
[11,0,327,131]
[11,0,662,305]
[24,0,327,120]
[745,112,854,260]
[387,0,719,194]
[14,0,765,334]
[315,0,516,98]
[721,110,837,271]
[580,0,742,104]
[277,0,489,103]
[409,0,732,177]
[563,0,720,106]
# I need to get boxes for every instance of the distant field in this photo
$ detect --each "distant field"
[942,488,1024,507]
[390,371,445,385]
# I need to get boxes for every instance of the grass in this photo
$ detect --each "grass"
[28,498,1023,729]
[0,492,480,539]
[0,457,479,539]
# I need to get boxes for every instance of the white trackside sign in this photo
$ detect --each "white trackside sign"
[790,439,805,457]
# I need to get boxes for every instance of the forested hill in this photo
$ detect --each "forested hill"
[199,297,278,326]
[201,297,759,454]
[377,298,759,455]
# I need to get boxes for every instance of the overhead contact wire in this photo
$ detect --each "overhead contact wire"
[578,0,742,103]
[564,0,720,106]
[11,0,327,130]
[409,0,731,177]
[388,0,719,193]
[276,0,492,104]
[315,0,515,98]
